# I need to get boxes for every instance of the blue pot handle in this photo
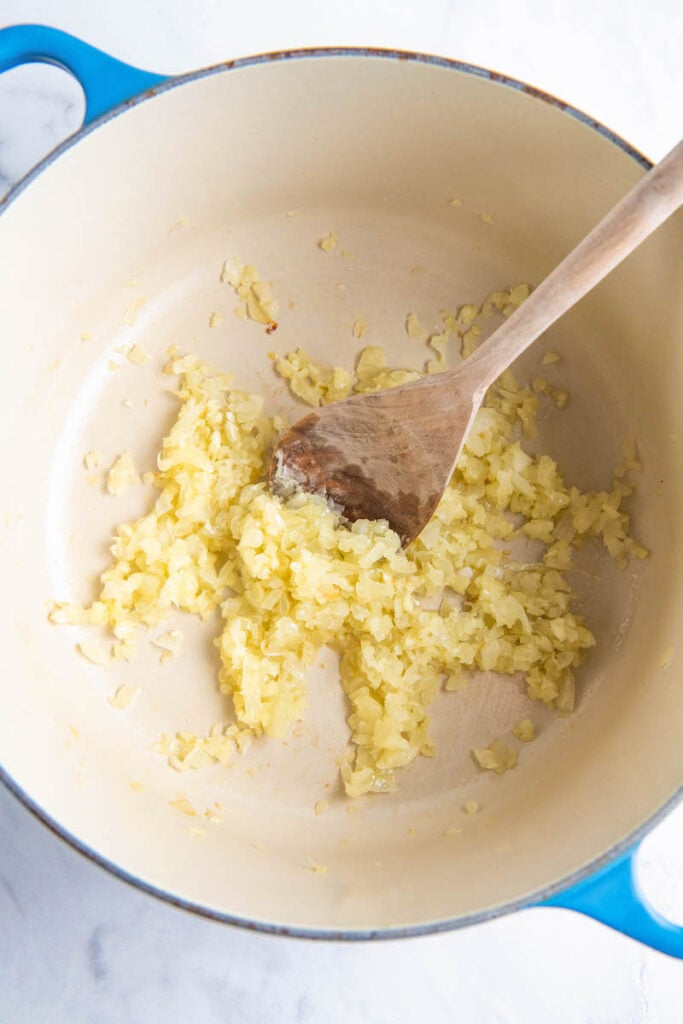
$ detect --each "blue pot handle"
[0,24,168,125]
[540,845,683,958]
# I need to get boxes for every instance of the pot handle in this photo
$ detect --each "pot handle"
[540,846,683,958]
[0,24,168,125]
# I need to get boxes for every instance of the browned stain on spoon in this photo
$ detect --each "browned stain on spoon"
[269,391,452,544]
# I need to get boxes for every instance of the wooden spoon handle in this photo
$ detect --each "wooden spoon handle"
[461,138,683,392]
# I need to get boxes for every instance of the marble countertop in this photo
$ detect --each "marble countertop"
[1,1,682,1020]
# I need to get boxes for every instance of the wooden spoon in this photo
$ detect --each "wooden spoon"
[270,140,683,544]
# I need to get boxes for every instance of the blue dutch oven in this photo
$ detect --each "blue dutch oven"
[0,25,681,952]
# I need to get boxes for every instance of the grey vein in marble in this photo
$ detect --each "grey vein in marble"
[0,63,84,195]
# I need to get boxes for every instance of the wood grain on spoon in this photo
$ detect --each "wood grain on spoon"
[270,140,683,545]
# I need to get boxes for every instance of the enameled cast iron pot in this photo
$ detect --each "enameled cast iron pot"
[1,24,682,953]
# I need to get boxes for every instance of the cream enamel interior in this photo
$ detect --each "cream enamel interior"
[1,54,682,933]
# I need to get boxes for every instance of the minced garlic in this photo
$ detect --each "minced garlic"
[275,349,352,406]
[352,318,367,339]
[123,297,145,327]
[170,797,197,816]
[151,629,183,663]
[512,719,537,743]
[221,257,278,326]
[405,312,426,339]
[318,231,338,253]
[77,639,111,666]
[116,343,151,364]
[472,739,517,775]
[108,684,138,710]
[83,450,102,471]
[106,452,138,496]
[51,284,646,798]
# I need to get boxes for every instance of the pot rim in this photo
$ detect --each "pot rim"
[0,44,677,942]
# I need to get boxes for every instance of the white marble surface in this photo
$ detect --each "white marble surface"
[1,1,682,1020]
